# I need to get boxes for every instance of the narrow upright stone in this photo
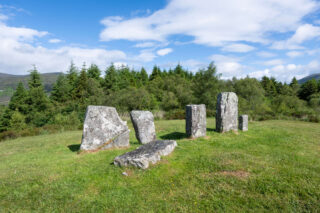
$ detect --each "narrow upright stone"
[186,104,206,138]
[239,115,248,131]
[80,106,130,151]
[216,92,238,133]
[130,110,156,144]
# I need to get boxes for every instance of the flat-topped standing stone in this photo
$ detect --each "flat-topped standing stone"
[114,140,177,169]
[80,106,130,151]
[216,92,238,133]
[130,110,156,144]
[186,104,206,138]
[239,115,248,131]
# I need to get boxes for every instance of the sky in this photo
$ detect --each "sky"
[0,0,320,82]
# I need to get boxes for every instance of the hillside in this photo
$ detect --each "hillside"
[298,73,320,84]
[0,72,62,90]
[0,72,62,105]
[0,118,319,212]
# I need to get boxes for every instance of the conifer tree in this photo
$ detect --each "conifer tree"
[140,67,148,84]
[149,65,161,81]
[9,82,28,113]
[50,75,72,102]
[74,64,89,104]
[87,64,101,80]
[104,63,119,92]
[28,66,42,89]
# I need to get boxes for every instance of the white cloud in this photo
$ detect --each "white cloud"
[209,54,243,77]
[286,51,303,57]
[134,42,156,48]
[221,43,255,53]
[0,21,127,74]
[263,59,284,66]
[250,60,320,82]
[257,51,276,58]
[271,24,320,49]
[49,38,62,43]
[133,49,156,62]
[100,0,318,47]
[156,48,173,56]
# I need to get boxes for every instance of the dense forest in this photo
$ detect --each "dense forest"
[0,62,319,140]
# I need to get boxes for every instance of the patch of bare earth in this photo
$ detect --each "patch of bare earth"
[218,170,250,179]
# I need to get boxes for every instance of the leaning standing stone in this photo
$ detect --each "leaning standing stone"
[239,115,248,131]
[114,140,177,169]
[130,110,156,144]
[216,92,238,133]
[185,104,206,138]
[80,106,130,151]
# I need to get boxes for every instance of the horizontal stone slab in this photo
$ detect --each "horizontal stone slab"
[114,140,177,169]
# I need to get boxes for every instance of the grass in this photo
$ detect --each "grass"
[0,118,319,212]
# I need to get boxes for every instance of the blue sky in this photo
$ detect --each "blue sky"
[0,0,320,81]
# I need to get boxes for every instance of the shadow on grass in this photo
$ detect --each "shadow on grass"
[68,144,80,152]
[160,132,187,140]
[207,128,216,132]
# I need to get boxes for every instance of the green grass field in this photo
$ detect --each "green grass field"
[0,119,319,212]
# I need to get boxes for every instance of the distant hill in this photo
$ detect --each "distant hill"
[298,73,320,84]
[0,72,62,91]
[0,72,62,105]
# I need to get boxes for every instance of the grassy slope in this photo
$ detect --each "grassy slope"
[0,119,319,212]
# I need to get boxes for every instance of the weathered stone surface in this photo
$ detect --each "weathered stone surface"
[216,92,238,133]
[130,110,156,144]
[239,115,248,131]
[186,104,206,138]
[114,140,177,169]
[80,106,130,151]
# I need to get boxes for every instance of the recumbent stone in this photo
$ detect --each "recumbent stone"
[114,140,177,169]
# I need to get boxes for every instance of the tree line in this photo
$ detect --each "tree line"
[0,62,319,140]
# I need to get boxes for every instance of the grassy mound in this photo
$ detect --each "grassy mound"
[0,119,319,212]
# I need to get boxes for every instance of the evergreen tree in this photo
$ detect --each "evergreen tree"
[9,82,28,113]
[50,75,72,102]
[299,79,318,100]
[104,64,119,92]
[28,66,42,89]
[66,61,78,87]
[74,64,89,104]
[289,77,300,95]
[87,64,101,80]
[140,67,148,84]
[149,65,161,81]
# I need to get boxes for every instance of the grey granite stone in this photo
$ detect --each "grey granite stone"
[80,106,130,151]
[114,140,177,169]
[239,115,248,131]
[216,92,238,133]
[130,110,156,144]
[186,104,206,138]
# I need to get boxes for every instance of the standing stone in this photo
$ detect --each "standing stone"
[80,106,130,151]
[114,140,177,169]
[239,115,248,131]
[186,104,206,138]
[130,110,156,144]
[216,92,238,133]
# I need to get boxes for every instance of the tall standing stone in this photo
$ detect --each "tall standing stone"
[216,92,238,133]
[239,115,248,131]
[80,106,130,151]
[186,104,206,138]
[130,110,156,144]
